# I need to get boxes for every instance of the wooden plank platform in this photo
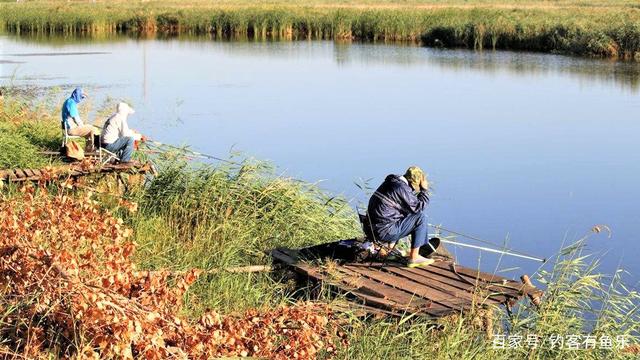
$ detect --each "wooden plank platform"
[0,162,152,184]
[272,247,542,318]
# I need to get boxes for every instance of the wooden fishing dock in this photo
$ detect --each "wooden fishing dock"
[0,162,153,184]
[272,243,542,318]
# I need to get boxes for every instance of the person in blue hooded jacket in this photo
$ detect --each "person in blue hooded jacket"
[366,166,433,268]
[61,87,95,152]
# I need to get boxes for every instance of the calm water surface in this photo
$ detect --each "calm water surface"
[2,35,639,285]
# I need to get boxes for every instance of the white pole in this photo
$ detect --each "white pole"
[439,239,546,263]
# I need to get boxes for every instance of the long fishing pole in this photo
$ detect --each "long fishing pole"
[438,238,546,263]
[145,139,240,165]
[89,122,234,164]
[429,223,546,263]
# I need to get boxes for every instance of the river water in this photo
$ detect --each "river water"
[1,35,639,286]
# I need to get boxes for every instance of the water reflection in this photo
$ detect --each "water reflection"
[4,33,640,92]
[332,42,640,92]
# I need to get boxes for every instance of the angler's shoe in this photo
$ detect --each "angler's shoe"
[407,258,435,268]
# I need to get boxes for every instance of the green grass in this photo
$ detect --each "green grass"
[131,158,360,313]
[0,93,60,168]
[1,1,639,59]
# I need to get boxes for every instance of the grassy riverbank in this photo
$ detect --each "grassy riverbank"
[0,93,60,169]
[1,0,639,60]
[1,95,640,358]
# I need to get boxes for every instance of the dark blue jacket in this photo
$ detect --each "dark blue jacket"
[367,174,429,239]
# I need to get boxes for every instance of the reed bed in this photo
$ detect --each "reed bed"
[132,158,361,313]
[0,91,59,168]
[1,1,639,59]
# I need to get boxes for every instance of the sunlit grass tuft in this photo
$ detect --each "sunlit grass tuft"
[0,93,60,168]
[131,158,360,313]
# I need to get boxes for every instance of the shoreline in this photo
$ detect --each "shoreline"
[1,90,639,358]
[1,2,639,61]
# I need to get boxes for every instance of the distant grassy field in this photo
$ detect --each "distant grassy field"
[1,0,639,59]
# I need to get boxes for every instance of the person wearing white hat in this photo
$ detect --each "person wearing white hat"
[100,102,144,163]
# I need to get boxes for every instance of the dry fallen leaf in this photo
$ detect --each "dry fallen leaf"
[0,187,346,359]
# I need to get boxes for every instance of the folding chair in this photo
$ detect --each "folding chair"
[63,125,119,165]
[60,126,85,161]
[61,127,82,148]
[358,213,403,266]
[98,142,119,165]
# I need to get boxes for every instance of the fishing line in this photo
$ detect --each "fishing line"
[144,139,241,165]
[438,239,546,263]
[430,223,546,263]
[88,120,239,165]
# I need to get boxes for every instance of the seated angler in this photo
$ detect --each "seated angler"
[366,166,433,268]
[61,87,95,152]
[100,102,144,164]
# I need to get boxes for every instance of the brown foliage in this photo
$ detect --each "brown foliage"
[0,186,345,359]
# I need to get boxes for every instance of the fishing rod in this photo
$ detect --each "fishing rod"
[438,238,546,263]
[144,139,241,165]
[429,223,547,263]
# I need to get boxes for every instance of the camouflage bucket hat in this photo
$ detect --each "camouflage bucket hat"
[404,166,424,192]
